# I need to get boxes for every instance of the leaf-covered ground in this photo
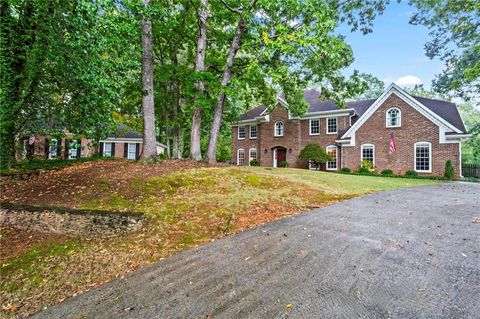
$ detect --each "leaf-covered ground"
[0,160,439,318]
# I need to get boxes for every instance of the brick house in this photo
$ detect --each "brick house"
[18,125,165,161]
[231,83,470,177]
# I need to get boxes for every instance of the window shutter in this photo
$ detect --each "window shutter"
[135,143,140,160]
[76,140,81,158]
[57,139,62,158]
[124,143,128,158]
[111,143,116,157]
[99,142,104,157]
[65,139,70,158]
[44,138,50,159]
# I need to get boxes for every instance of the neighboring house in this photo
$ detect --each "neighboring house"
[98,124,166,160]
[17,125,165,161]
[232,83,470,177]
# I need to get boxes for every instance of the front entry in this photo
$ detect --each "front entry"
[272,147,287,167]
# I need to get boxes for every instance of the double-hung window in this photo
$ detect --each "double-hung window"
[414,142,431,172]
[103,143,113,157]
[127,143,137,160]
[249,148,257,165]
[249,125,257,139]
[238,126,246,140]
[237,149,245,165]
[309,119,320,135]
[361,144,375,166]
[49,139,58,159]
[326,117,337,134]
[326,145,337,170]
[68,140,80,159]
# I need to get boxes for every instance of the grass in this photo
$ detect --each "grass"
[0,163,440,318]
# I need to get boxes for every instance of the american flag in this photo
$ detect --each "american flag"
[389,130,397,154]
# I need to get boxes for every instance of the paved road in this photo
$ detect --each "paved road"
[32,183,480,319]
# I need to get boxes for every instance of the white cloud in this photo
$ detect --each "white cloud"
[394,75,422,86]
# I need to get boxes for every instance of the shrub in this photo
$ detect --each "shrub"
[360,160,374,170]
[381,169,393,176]
[151,153,167,163]
[357,167,371,174]
[299,144,332,167]
[444,160,455,180]
[405,170,418,177]
[249,159,259,166]
[279,160,288,168]
[340,167,351,173]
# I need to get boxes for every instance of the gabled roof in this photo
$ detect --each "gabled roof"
[412,96,467,133]
[238,86,467,134]
[239,105,268,121]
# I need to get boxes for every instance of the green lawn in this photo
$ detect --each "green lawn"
[0,162,440,318]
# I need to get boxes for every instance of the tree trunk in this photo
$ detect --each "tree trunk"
[164,100,171,159]
[171,51,182,159]
[140,0,157,160]
[206,17,246,163]
[190,0,208,161]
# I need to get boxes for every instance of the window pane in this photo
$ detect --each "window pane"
[238,126,245,139]
[250,125,257,138]
[415,144,430,171]
[326,146,337,169]
[104,143,112,157]
[362,145,374,164]
[275,122,283,136]
[49,139,58,159]
[238,150,245,165]
[128,144,136,160]
[327,118,337,133]
[310,120,319,134]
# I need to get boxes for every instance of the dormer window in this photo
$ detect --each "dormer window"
[386,107,401,127]
[274,121,284,137]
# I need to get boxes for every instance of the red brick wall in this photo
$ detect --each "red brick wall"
[342,94,460,176]
[231,105,349,169]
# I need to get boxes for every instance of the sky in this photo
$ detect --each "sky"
[338,1,444,89]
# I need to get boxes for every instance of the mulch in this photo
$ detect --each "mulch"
[0,159,225,209]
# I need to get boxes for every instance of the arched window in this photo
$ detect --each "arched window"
[274,121,284,137]
[386,107,401,127]
[361,144,375,165]
[326,145,337,170]
[249,148,257,165]
[414,141,431,172]
[237,148,245,166]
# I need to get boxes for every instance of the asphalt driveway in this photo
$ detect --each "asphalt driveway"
[32,183,480,319]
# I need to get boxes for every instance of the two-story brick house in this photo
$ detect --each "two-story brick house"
[231,83,470,177]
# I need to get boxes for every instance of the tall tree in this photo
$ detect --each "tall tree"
[190,0,209,161]
[140,0,157,159]
[354,73,385,99]
[204,0,392,163]
[0,0,138,168]
[409,0,479,99]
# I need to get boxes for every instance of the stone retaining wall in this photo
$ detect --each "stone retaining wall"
[0,203,143,236]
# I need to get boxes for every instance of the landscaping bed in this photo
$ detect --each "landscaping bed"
[0,160,439,318]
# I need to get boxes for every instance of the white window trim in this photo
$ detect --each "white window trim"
[274,121,284,137]
[127,143,137,160]
[326,145,337,170]
[248,148,257,165]
[360,143,375,165]
[414,141,432,173]
[238,126,245,140]
[249,125,257,139]
[326,117,338,135]
[103,142,113,157]
[309,119,320,136]
[237,148,245,166]
[386,107,402,128]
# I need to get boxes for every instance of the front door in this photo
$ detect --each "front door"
[273,148,287,167]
